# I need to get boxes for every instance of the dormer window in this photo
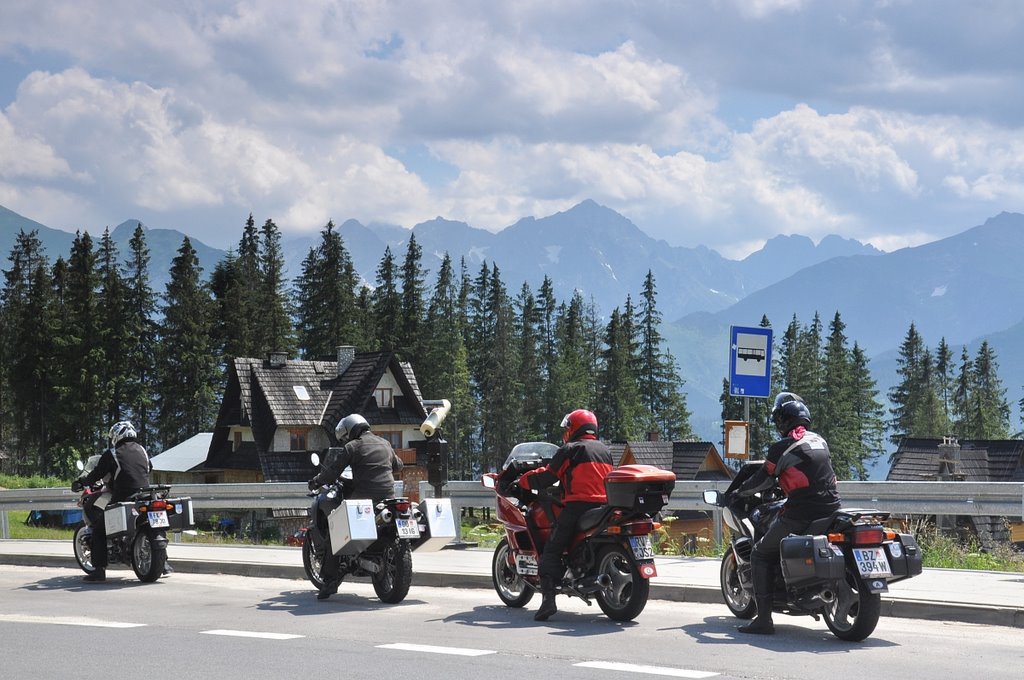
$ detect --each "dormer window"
[374,387,393,408]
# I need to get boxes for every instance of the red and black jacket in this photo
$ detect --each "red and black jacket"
[519,437,613,504]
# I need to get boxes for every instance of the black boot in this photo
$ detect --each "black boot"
[534,577,558,621]
[83,568,106,583]
[737,597,775,635]
[738,558,775,635]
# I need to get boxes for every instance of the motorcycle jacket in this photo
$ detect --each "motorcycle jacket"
[312,431,403,502]
[519,436,613,504]
[735,428,840,521]
[79,441,151,503]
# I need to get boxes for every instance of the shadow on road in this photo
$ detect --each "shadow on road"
[20,573,158,592]
[256,588,428,616]
[441,604,639,637]
[669,615,900,651]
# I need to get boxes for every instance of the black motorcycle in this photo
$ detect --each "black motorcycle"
[302,453,421,603]
[73,457,194,582]
[703,462,922,641]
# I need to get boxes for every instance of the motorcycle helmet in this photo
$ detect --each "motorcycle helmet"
[108,420,137,447]
[560,409,598,443]
[771,392,811,436]
[336,413,370,444]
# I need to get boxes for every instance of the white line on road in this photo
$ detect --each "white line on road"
[377,642,496,657]
[200,629,304,640]
[0,614,146,629]
[574,661,719,678]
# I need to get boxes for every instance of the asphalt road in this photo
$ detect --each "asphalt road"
[2,565,1022,680]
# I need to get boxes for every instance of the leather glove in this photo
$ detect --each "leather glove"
[718,491,733,507]
[307,479,320,491]
[71,479,84,492]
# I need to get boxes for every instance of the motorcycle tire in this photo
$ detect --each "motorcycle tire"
[822,566,882,642]
[719,550,756,619]
[594,543,650,622]
[73,525,95,574]
[491,538,534,607]
[131,531,166,583]
[372,539,412,604]
[302,532,327,591]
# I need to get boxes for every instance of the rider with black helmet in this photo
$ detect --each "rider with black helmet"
[307,413,403,600]
[729,392,841,635]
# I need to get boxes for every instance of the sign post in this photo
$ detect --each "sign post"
[727,325,773,460]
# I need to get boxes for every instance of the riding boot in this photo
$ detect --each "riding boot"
[83,568,106,583]
[534,577,558,621]
[738,558,775,635]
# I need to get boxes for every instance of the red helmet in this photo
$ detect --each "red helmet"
[561,409,598,443]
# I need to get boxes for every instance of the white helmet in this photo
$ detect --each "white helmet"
[335,413,369,444]
[109,420,137,447]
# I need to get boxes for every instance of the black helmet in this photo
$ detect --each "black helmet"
[336,413,370,444]
[771,392,810,436]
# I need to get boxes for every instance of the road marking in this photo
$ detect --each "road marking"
[0,614,146,629]
[200,629,304,640]
[574,661,718,678]
[377,642,496,656]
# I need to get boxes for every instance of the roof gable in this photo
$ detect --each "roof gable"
[888,437,1024,482]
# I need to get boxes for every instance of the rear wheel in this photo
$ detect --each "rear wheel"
[823,567,882,641]
[73,525,95,574]
[720,550,756,618]
[373,539,412,604]
[595,543,649,622]
[492,538,534,607]
[302,531,327,590]
[131,531,166,583]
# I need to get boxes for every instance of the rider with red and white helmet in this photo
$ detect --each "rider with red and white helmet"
[517,409,614,621]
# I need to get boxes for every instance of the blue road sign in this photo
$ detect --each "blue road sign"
[729,325,773,398]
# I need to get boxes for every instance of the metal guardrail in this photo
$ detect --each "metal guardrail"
[2,480,1022,540]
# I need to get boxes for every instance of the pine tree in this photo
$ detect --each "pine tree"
[122,225,159,444]
[514,282,546,440]
[372,247,401,351]
[636,270,692,440]
[549,292,595,440]
[847,343,886,480]
[935,337,955,424]
[293,220,360,358]
[258,219,296,356]
[597,307,643,440]
[96,228,132,424]
[154,237,219,450]
[965,341,1011,439]
[819,312,859,479]
[398,232,427,364]
[888,322,928,447]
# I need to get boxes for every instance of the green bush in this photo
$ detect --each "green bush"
[0,474,69,490]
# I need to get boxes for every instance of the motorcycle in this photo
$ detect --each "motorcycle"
[703,461,923,641]
[481,441,675,622]
[72,456,194,583]
[302,452,422,603]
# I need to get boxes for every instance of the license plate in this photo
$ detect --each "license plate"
[396,518,420,539]
[629,535,654,560]
[148,510,169,528]
[516,554,538,576]
[852,547,892,577]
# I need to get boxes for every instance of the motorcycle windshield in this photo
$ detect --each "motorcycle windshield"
[501,442,558,470]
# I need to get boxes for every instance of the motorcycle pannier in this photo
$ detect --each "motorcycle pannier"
[885,532,923,582]
[780,534,845,587]
[328,499,379,555]
[412,498,457,552]
[604,465,676,512]
[103,502,134,538]
[166,496,195,531]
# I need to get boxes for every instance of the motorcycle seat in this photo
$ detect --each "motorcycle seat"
[578,507,607,532]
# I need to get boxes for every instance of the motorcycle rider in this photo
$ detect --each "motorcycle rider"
[71,421,151,583]
[728,392,841,635]
[307,413,403,600]
[516,409,614,621]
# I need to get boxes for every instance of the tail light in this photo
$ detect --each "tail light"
[150,500,168,511]
[850,526,885,546]
[394,501,410,513]
[614,520,654,536]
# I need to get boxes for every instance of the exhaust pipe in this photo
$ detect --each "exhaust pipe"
[818,589,836,604]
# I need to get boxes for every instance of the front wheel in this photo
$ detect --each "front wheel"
[492,538,534,607]
[302,531,327,590]
[372,539,412,604]
[720,550,756,618]
[595,543,650,622]
[131,531,166,583]
[822,567,882,641]
[73,525,95,574]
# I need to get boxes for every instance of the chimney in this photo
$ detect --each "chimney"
[268,352,287,368]
[647,432,659,442]
[336,345,355,376]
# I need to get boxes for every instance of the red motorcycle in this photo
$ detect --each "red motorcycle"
[481,442,675,621]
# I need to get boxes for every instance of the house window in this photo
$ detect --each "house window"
[374,387,393,408]
[233,431,242,451]
[377,430,402,449]
[289,429,308,451]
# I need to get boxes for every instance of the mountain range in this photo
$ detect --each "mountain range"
[2,202,1023,478]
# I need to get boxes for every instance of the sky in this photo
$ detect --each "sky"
[2,1,1023,259]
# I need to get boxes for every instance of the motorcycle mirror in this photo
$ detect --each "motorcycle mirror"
[702,489,719,505]
[310,452,320,467]
[75,460,85,472]
[481,475,496,489]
